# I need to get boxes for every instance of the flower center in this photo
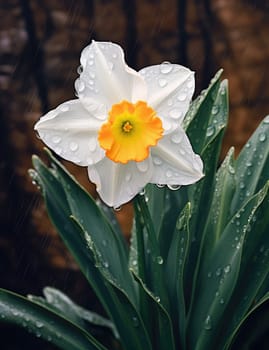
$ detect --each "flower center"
[122,121,133,133]
[98,100,164,164]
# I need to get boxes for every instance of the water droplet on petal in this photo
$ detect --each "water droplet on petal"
[177,93,187,101]
[70,142,78,152]
[89,60,94,66]
[112,53,117,59]
[204,315,212,330]
[259,133,266,142]
[171,133,182,144]
[77,80,85,92]
[156,184,165,188]
[160,61,173,74]
[153,157,162,165]
[114,206,122,212]
[168,184,181,190]
[158,78,167,87]
[169,109,182,119]
[52,135,61,144]
[166,170,173,178]
[60,104,70,112]
[77,65,83,74]
[108,61,114,71]
[162,119,172,131]
[136,161,148,172]
[125,173,132,182]
[89,139,97,152]
[179,149,186,155]
[167,99,173,106]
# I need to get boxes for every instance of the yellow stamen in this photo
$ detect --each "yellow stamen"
[122,121,133,133]
[98,100,164,164]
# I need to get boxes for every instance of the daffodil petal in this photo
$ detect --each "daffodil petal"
[151,126,203,185]
[76,41,147,117]
[139,63,194,133]
[87,158,153,207]
[34,100,105,166]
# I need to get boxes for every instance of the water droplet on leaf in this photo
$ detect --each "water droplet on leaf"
[212,105,219,115]
[156,256,163,264]
[206,125,215,137]
[259,133,266,142]
[204,315,212,330]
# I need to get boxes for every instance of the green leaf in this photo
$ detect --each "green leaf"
[31,155,152,350]
[28,287,119,339]
[133,194,169,312]
[165,202,191,350]
[131,270,176,350]
[214,182,269,350]
[0,288,107,350]
[184,80,229,312]
[229,293,269,350]
[71,216,153,350]
[183,69,223,135]
[202,147,236,253]
[44,149,137,304]
[231,115,269,214]
[188,182,269,350]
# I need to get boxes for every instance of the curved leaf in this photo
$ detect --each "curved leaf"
[188,182,269,350]
[0,288,107,350]
[231,115,269,214]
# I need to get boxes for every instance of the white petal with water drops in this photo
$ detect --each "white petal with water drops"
[77,41,147,112]
[150,126,204,185]
[139,64,195,134]
[35,99,105,166]
[88,158,153,207]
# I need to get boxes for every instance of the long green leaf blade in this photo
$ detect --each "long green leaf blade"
[0,289,107,350]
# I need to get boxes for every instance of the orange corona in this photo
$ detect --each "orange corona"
[98,100,164,164]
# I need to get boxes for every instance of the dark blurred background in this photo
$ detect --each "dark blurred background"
[1,0,269,349]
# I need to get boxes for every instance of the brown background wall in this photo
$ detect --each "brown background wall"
[1,1,269,348]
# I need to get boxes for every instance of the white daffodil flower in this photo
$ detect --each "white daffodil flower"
[35,41,203,207]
